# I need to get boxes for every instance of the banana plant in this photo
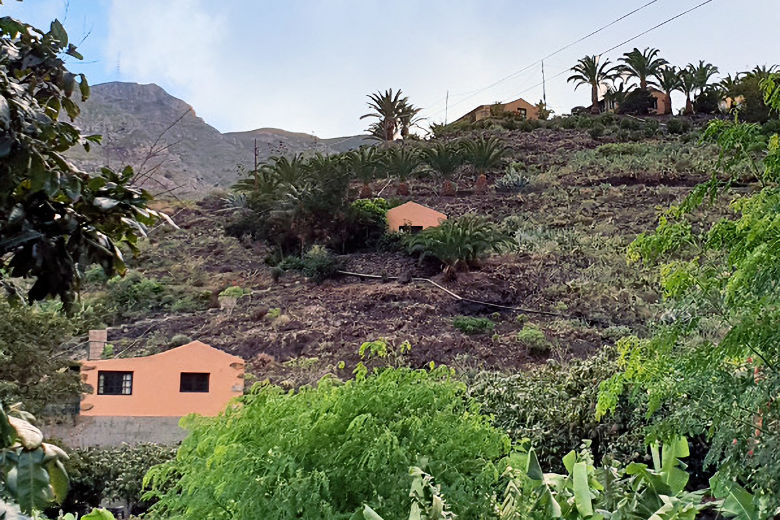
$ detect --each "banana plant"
[1,403,69,517]
[363,466,455,520]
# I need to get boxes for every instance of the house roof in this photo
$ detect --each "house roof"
[386,201,447,231]
[83,340,244,367]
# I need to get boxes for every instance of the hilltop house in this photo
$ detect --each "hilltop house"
[456,97,539,123]
[387,201,447,233]
[80,337,244,417]
[599,87,670,115]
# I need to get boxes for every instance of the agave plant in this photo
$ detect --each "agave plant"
[405,214,511,280]
[421,142,464,196]
[383,145,421,195]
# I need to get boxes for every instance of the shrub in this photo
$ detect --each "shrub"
[515,325,550,354]
[300,245,341,283]
[468,347,647,472]
[588,123,605,139]
[144,366,511,519]
[218,286,245,298]
[643,119,660,137]
[693,87,720,114]
[762,118,780,135]
[169,334,192,347]
[344,198,389,249]
[560,117,577,129]
[619,117,640,130]
[460,136,506,174]
[667,117,691,135]
[452,316,495,335]
[405,215,511,279]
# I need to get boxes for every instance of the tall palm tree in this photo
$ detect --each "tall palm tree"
[689,60,720,96]
[744,64,778,81]
[567,55,619,114]
[603,81,631,111]
[679,67,697,115]
[360,89,420,142]
[654,66,682,115]
[618,47,668,90]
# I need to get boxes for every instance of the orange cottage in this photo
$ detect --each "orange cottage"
[80,341,244,417]
[386,201,447,233]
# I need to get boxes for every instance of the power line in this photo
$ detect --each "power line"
[485,0,717,114]
[421,0,659,119]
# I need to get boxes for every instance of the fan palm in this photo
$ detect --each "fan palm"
[398,99,424,139]
[461,137,506,175]
[654,66,682,115]
[421,142,464,196]
[383,145,420,195]
[618,47,668,90]
[567,55,619,114]
[347,146,380,197]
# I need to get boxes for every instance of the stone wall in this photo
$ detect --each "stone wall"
[44,416,187,448]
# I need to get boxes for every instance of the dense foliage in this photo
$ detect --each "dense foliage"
[144,366,511,519]
[0,14,169,306]
[0,300,86,415]
[598,73,780,517]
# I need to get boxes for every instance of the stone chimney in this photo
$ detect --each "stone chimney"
[88,329,107,360]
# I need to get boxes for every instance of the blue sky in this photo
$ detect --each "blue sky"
[4,0,778,137]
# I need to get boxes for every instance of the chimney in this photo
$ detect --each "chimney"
[88,329,107,360]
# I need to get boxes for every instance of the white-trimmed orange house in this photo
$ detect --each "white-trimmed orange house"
[387,201,447,233]
[456,97,539,123]
[80,340,244,417]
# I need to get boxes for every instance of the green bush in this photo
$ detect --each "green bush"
[169,334,192,347]
[452,315,495,335]
[144,366,511,519]
[405,215,511,279]
[667,117,691,135]
[468,347,647,472]
[515,325,550,354]
[619,117,640,130]
[588,123,605,139]
[301,245,341,283]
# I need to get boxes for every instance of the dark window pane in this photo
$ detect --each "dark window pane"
[180,372,210,393]
[98,371,133,395]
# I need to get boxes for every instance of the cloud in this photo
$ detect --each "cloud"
[105,0,245,128]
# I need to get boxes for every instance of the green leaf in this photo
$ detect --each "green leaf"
[573,461,594,517]
[362,505,383,520]
[49,19,67,45]
[46,459,69,504]
[525,448,544,481]
[710,475,757,520]
[8,448,52,514]
[562,450,577,474]
[79,74,90,101]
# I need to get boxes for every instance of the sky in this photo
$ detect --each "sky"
[4,0,779,137]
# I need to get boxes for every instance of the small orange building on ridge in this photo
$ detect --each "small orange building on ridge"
[80,341,244,417]
[387,201,447,233]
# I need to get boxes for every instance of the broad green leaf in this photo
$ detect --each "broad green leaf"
[49,19,67,45]
[8,449,52,514]
[8,416,42,450]
[710,475,757,520]
[526,448,544,481]
[81,510,117,520]
[573,461,594,517]
[361,504,384,520]
[46,459,69,503]
[562,450,577,474]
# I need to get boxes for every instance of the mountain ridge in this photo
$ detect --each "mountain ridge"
[66,81,369,195]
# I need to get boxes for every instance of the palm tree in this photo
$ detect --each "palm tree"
[360,89,420,142]
[655,66,681,115]
[603,81,631,112]
[397,99,423,139]
[383,145,420,196]
[421,142,464,196]
[618,47,668,90]
[347,146,380,198]
[679,67,697,115]
[461,136,506,192]
[567,55,619,114]
[689,60,720,96]
[744,64,778,81]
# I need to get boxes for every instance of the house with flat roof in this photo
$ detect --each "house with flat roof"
[456,97,539,123]
[386,201,447,233]
[80,339,244,417]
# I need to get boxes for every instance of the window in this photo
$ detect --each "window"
[180,372,210,393]
[399,225,423,234]
[98,371,133,395]
[517,108,527,119]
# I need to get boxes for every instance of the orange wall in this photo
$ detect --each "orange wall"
[80,341,244,417]
[387,202,447,232]
[501,98,539,120]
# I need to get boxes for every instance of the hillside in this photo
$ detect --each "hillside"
[73,120,735,387]
[66,82,370,194]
